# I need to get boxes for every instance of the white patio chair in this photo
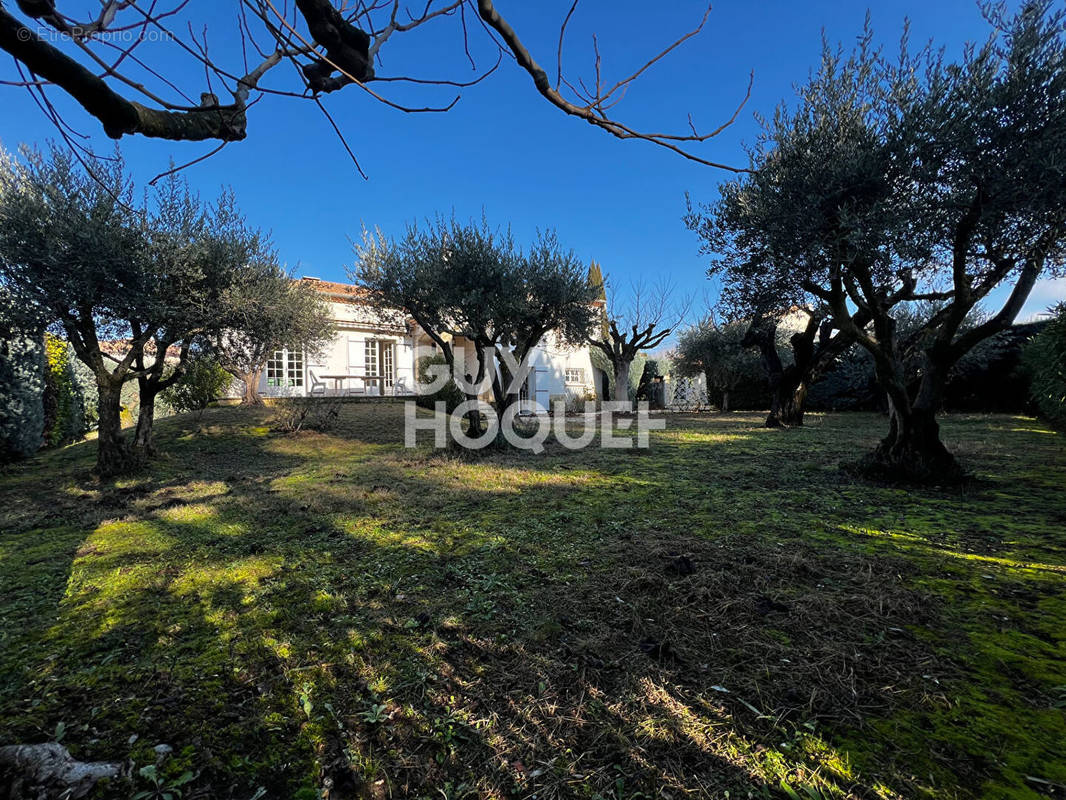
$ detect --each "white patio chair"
[308,370,327,397]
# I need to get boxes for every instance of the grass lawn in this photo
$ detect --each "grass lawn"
[0,405,1064,800]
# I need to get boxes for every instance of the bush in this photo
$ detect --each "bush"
[806,347,880,412]
[270,397,341,433]
[945,323,1041,413]
[162,353,230,414]
[1023,303,1066,429]
[806,320,1048,415]
[0,327,45,461]
[415,355,464,413]
[43,333,86,446]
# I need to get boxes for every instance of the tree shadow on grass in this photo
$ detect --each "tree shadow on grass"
[4,405,1060,797]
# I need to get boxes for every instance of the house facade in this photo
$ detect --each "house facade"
[247,278,601,406]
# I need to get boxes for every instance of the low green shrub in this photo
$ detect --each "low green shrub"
[162,353,230,415]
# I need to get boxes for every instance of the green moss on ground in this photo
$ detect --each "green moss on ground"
[0,407,1063,799]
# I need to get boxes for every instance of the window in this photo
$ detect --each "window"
[266,349,304,387]
[287,350,304,387]
[381,342,394,388]
[266,350,284,386]
[364,338,378,377]
[565,368,585,385]
[365,339,395,388]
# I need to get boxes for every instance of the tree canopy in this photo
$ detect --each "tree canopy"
[353,216,597,433]
[687,1,1066,480]
[211,268,335,407]
[673,315,760,412]
[0,142,316,472]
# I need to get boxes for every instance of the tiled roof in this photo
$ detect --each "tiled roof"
[98,340,183,360]
[299,277,369,302]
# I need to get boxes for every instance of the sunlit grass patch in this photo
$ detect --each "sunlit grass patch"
[0,404,1062,798]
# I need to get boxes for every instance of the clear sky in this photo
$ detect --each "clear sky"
[1,0,1063,319]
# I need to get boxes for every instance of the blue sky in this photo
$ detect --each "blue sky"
[1,0,1062,319]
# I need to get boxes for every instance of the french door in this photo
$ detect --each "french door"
[365,339,395,388]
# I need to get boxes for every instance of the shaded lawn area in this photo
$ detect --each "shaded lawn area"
[0,405,1064,800]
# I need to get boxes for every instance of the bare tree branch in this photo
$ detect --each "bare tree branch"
[476,0,751,172]
[1,1,750,174]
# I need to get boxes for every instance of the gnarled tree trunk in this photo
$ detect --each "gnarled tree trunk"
[776,375,808,427]
[239,368,263,405]
[131,387,157,460]
[748,313,845,428]
[860,357,962,481]
[745,319,788,427]
[867,401,958,480]
[95,378,133,478]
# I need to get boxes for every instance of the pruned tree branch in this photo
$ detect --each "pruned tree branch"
[0,1,750,175]
[0,7,280,140]
[476,0,751,172]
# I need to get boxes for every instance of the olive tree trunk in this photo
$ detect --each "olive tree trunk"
[771,375,808,427]
[613,360,632,405]
[860,359,961,481]
[131,387,158,460]
[238,368,264,405]
[95,378,133,477]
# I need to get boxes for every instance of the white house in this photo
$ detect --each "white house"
[249,278,603,406]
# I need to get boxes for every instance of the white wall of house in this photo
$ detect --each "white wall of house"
[522,330,598,408]
[255,297,418,398]
[236,282,601,403]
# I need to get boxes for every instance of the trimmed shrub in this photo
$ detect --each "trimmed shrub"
[162,353,230,414]
[806,347,880,412]
[1023,303,1066,429]
[807,321,1047,415]
[0,328,45,461]
[945,322,1043,413]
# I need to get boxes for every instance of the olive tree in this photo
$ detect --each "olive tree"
[689,3,1066,480]
[211,266,335,406]
[130,179,271,456]
[673,315,760,412]
[0,143,303,472]
[490,231,599,414]
[0,145,149,476]
[354,217,509,436]
[354,217,597,436]
[737,308,855,427]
